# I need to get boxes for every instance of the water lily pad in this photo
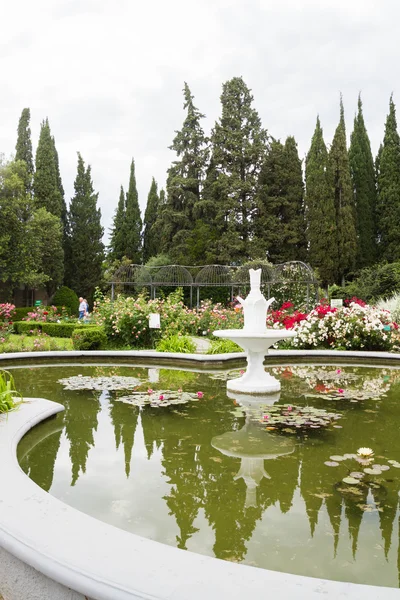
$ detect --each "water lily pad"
[330,455,346,461]
[58,375,142,391]
[373,464,390,471]
[343,476,361,485]
[364,468,380,475]
[324,461,339,467]
[349,471,364,479]
[344,453,357,459]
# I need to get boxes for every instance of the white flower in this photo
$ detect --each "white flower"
[357,447,374,458]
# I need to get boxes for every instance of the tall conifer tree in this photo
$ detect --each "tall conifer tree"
[349,96,377,269]
[66,153,104,299]
[328,99,357,283]
[205,77,268,264]
[124,159,142,263]
[142,178,160,262]
[156,83,207,262]
[305,117,337,286]
[33,119,62,218]
[108,186,126,261]
[376,95,400,261]
[15,108,34,194]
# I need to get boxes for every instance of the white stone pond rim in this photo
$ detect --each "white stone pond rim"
[1,349,400,600]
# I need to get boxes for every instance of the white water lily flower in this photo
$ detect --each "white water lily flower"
[357,447,374,458]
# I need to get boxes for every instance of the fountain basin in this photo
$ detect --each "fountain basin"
[213,329,296,393]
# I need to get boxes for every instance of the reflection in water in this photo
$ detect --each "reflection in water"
[15,364,400,587]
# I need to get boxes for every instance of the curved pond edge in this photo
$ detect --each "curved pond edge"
[1,350,400,600]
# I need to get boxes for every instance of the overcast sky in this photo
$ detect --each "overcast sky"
[1,0,399,243]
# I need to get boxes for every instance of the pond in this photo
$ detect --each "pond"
[13,361,400,588]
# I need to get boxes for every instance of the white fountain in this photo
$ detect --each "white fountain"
[213,268,296,394]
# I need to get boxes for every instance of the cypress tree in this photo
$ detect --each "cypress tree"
[15,108,34,194]
[206,77,268,264]
[108,186,126,261]
[124,159,142,263]
[33,119,62,218]
[156,83,207,262]
[305,117,337,286]
[349,96,377,269]
[66,153,104,299]
[142,178,160,262]
[328,99,357,284]
[253,137,305,263]
[376,95,400,262]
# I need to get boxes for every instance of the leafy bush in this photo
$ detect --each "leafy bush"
[0,303,15,340]
[0,369,21,413]
[13,306,64,321]
[290,302,396,351]
[22,305,67,322]
[13,321,97,338]
[72,326,107,350]
[338,262,400,303]
[207,339,243,354]
[195,300,242,335]
[377,292,400,323]
[155,335,197,354]
[52,286,79,316]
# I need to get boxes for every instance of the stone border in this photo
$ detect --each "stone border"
[0,351,400,599]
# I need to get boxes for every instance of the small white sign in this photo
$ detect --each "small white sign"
[149,313,161,329]
[330,299,343,308]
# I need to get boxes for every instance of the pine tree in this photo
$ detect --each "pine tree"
[33,119,62,218]
[124,159,142,263]
[205,77,268,264]
[376,95,400,261]
[15,108,34,194]
[253,137,306,263]
[142,178,160,262]
[155,83,207,262]
[108,186,126,261]
[349,96,377,269]
[305,117,337,286]
[328,99,357,283]
[66,153,104,299]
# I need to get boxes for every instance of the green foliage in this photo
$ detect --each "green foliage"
[124,159,142,263]
[15,108,34,194]
[154,83,208,263]
[108,186,126,261]
[328,98,357,283]
[376,95,400,262]
[142,178,160,262]
[13,321,95,337]
[204,77,268,263]
[156,334,196,354]
[72,326,107,350]
[33,119,63,218]
[305,116,337,286]
[0,333,73,353]
[52,286,79,315]
[12,305,64,321]
[349,96,377,268]
[0,369,21,413]
[65,153,104,300]
[254,137,306,262]
[28,207,64,296]
[207,339,243,354]
[344,262,400,302]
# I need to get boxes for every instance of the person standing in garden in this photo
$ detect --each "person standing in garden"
[78,297,86,320]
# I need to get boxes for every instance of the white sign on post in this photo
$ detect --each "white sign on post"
[149,313,161,329]
[330,299,343,308]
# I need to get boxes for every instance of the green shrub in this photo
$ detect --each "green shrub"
[0,369,21,413]
[155,335,196,354]
[52,286,79,316]
[72,326,107,350]
[13,306,64,321]
[13,321,97,338]
[206,339,243,354]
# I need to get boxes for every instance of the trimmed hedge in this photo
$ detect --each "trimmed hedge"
[12,306,64,321]
[72,326,107,350]
[13,321,98,338]
[52,286,79,316]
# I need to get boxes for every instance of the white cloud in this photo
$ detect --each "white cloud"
[0,0,399,243]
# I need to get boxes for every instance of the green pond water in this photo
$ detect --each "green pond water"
[13,361,400,587]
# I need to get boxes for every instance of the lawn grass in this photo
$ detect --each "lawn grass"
[0,334,73,353]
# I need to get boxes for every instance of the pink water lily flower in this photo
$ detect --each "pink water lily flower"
[197,391,204,398]
[147,388,154,394]
[287,405,293,412]
[159,394,164,401]
[178,388,182,393]
[336,369,341,374]
[338,388,344,394]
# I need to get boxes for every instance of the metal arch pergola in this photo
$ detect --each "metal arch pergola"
[109,261,319,309]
